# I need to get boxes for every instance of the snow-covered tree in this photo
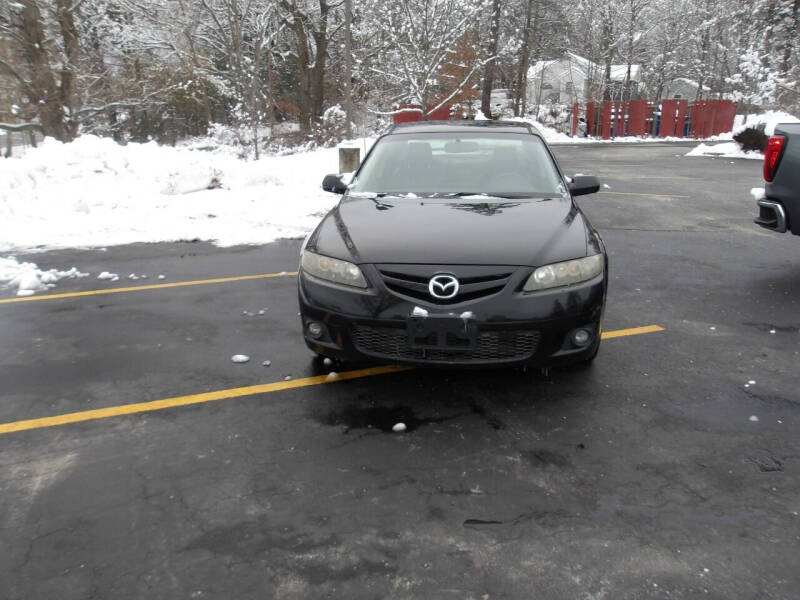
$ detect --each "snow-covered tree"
[366,0,492,119]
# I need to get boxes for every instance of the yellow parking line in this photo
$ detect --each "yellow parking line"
[0,365,409,435]
[598,191,690,199]
[0,272,298,304]
[0,325,663,436]
[601,324,664,339]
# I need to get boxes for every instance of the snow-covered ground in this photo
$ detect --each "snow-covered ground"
[0,134,373,294]
[0,134,374,252]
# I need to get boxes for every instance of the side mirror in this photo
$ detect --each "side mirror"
[569,175,600,196]
[322,174,347,194]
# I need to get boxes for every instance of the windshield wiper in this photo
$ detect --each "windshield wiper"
[434,192,531,200]
[364,193,396,210]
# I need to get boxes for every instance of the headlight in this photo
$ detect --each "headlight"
[300,250,367,288]
[523,254,603,292]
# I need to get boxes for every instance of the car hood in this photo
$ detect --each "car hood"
[306,195,590,266]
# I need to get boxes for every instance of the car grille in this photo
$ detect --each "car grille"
[352,325,540,363]
[377,265,514,305]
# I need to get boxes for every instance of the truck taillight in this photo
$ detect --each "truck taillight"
[764,136,786,182]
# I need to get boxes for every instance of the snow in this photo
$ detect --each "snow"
[97,271,118,280]
[749,415,759,422]
[392,422,407,433]
[685,142,763,160]
[231,354,250,363]
[0,255,88,296]
[732,111,800,137]
[0,134,373,252]
[750,187,765,200]
[412,306,429,317]
[261,360,271,367]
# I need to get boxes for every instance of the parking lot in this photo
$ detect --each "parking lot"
[1,143,799,599]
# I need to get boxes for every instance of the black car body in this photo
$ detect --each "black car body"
[298,121,607,368]
[754,122,800,236]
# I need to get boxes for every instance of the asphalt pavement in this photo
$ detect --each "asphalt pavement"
[1,143,799,599]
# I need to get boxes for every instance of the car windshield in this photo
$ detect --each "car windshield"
[350,132,567,198]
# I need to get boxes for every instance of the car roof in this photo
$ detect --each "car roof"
[386,120,541,136]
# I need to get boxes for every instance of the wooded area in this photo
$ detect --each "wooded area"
[1,0,797,151]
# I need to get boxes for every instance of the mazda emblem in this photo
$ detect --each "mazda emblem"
[428,274,459,299]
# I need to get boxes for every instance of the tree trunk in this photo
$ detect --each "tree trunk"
[601,13,614,102]
[250,27,263,160]
[19,1,67,141]
[55,0,79,139]
[513,0,535,116]
[343,0,353,136]
[480,0,502,118]
[267,43,276,139]
[286,2,312,130]
[310,0,330,121]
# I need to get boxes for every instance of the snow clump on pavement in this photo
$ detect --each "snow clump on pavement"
[0,256,88,296]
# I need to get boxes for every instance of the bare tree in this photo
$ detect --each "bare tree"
[280,0,335,131]
[368,0,491,120]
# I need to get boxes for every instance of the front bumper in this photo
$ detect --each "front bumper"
[297,262,607,368]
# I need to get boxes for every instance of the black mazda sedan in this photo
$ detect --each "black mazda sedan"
[298,121,607,368]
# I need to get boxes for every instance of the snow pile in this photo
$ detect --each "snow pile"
[0,256,88,296]
[733,111,800,136]
[0,134,374,252]
[685,142,764,160]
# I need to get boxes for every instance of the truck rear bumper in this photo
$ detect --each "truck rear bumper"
[754,199,788,233]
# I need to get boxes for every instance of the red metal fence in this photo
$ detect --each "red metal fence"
[390,99,737,138]
[393,104,452,123]
[572,99,736,139]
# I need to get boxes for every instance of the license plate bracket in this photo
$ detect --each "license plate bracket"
[407,315,477,350]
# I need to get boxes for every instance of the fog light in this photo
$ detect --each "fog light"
[571,328,592,346]
[307,321,323,338]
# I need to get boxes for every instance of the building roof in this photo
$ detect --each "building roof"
[529,53,640,82]
[610,64,641,81]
